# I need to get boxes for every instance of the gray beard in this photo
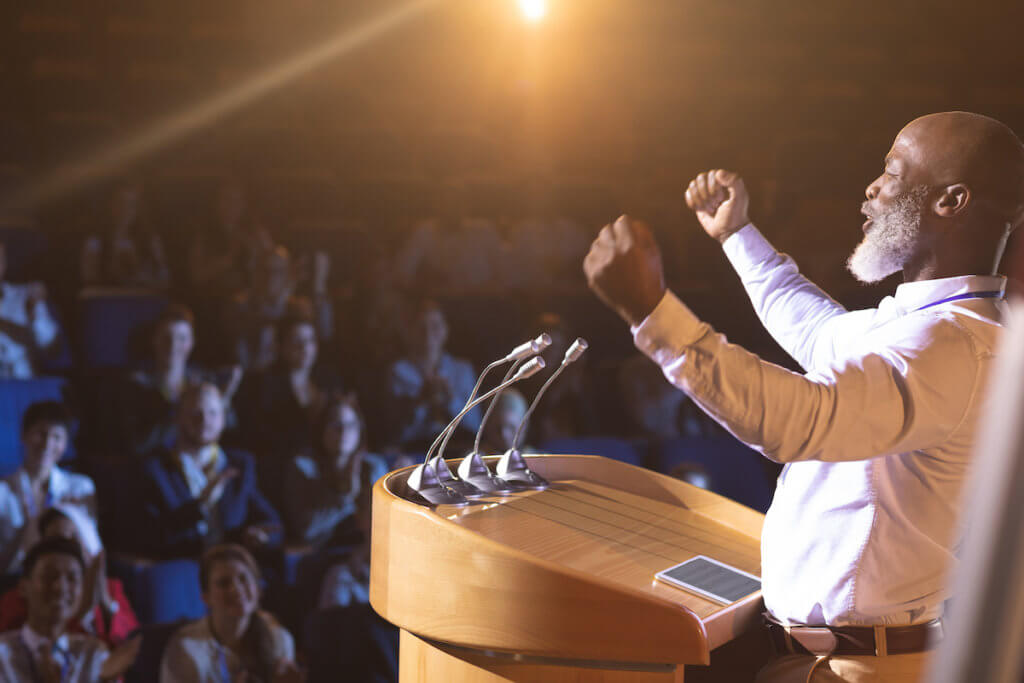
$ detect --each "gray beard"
[847,187,928,284]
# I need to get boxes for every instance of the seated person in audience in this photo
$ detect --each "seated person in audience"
[617,353,710,440]
[236,312,338,462]
[160,544,299,683]
[187,176,273,297]
[519,312,596,443]
[226,245,333,370]
[134,383,281,559]
[476,389,530,455]
[0,538,139,682]
[384,298,480,451]
[314,474,374,609]
[0,402,96,574]
[119,305,242,458]
[284,394,387,546]
[0,241,61,378]
[0,507,139,648]
[80,178,170,291]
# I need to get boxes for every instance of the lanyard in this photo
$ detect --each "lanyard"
[914,290,1003,312]
[19,634,69,683]
[219,647,231,683]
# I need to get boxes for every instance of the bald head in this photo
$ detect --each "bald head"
[898,112,1024,225]
[856,112,1024,283]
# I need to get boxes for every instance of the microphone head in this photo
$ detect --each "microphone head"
[513,356,546,380]
[533,333,552,351]
[563,338,588,364]
[506,339,539,362]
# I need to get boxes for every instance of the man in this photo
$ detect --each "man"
[0,402,96,574]
[0,241,61,378]
[0,538,109,681]
[384,298,481,450]
[131,382,282,559]
[583,111,1024,682]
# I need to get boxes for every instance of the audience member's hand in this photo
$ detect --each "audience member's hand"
[241,522,280,549]
[422,374,452,407]
[312,250,330,295]
[24,283,47,319]
[77,550,107,620]
[100,633,142,681]
[271,659,306,683]
[220,365,244,405]
[199,468,239,509]
[584,216,667,326]
[684,169,750,243]
[36,644,62,683]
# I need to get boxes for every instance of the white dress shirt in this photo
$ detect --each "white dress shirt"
[0,281,59,378]
[159,614,295,683]
[0,467,97,574]
[633,225,1005,626]
[0,624,108,682]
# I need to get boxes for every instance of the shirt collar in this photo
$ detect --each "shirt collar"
[20,623,70,656]
[892,275,1006,315]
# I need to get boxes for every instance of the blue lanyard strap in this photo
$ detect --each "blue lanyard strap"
[19,635,69,683]
[914,290,1003,312]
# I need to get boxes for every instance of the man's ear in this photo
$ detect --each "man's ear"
[934,184,970,217]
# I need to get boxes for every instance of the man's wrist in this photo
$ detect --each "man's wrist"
[624,287,668,327]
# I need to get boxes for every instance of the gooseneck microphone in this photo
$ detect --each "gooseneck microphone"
[432,334,551,469]
[496,338,588,490]
[405,357,546,506]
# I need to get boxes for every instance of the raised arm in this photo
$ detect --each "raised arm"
[685,170,849,370]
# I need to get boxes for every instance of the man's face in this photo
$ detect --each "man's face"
[179,388,225,446]
[849,129,931,283]
[22,554,82,626]
[23,421,68,475]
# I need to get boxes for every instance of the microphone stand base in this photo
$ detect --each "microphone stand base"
[405,463,470,507]
[429,455,487,499]
[457,451,518,495]
[496,449,549,491]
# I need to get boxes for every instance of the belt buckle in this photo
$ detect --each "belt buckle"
[788,627,838,656]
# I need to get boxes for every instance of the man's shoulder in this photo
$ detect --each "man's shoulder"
[55,467,95,495]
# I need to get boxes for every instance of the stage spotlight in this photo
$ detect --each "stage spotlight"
[519,0,546,22]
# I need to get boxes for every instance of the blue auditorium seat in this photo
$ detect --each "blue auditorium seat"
[539,436,647,467]
[77,291,168,369]
[108,556,205,625]
[652,436,778,512]
[0,377,72,476]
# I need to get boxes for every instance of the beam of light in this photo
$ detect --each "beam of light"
[519,0,547,22]
[4,0,439,209]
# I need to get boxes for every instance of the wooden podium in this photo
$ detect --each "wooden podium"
[370,454,765,682]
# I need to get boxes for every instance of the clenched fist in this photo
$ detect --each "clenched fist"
[684,169,750,243]
[583,215,666,327]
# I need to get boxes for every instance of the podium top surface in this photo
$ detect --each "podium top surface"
[370,454,765,666]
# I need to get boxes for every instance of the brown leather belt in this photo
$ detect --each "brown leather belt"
[764,613,944,657]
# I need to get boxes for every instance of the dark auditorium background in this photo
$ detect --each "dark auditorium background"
[0,0,1023,679]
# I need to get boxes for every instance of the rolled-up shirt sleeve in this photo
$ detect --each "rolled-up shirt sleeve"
[633,291,982,463]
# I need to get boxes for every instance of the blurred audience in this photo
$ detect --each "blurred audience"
[617,354,709,441]
[236,312,338,463]
[0,538,138,682]
[225,245,333,370]
[0,241,61,378]
[476,389,529,455]
[0,507,139,648]
[160,544,299,683]
[384,298,480,451]
[0,402,95,575]
[80,179,170,291]
[187,177,272,297]
[520,312,596,443]
[132,383,281,559]
[118,304,241,458]
[284,394,387,547]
